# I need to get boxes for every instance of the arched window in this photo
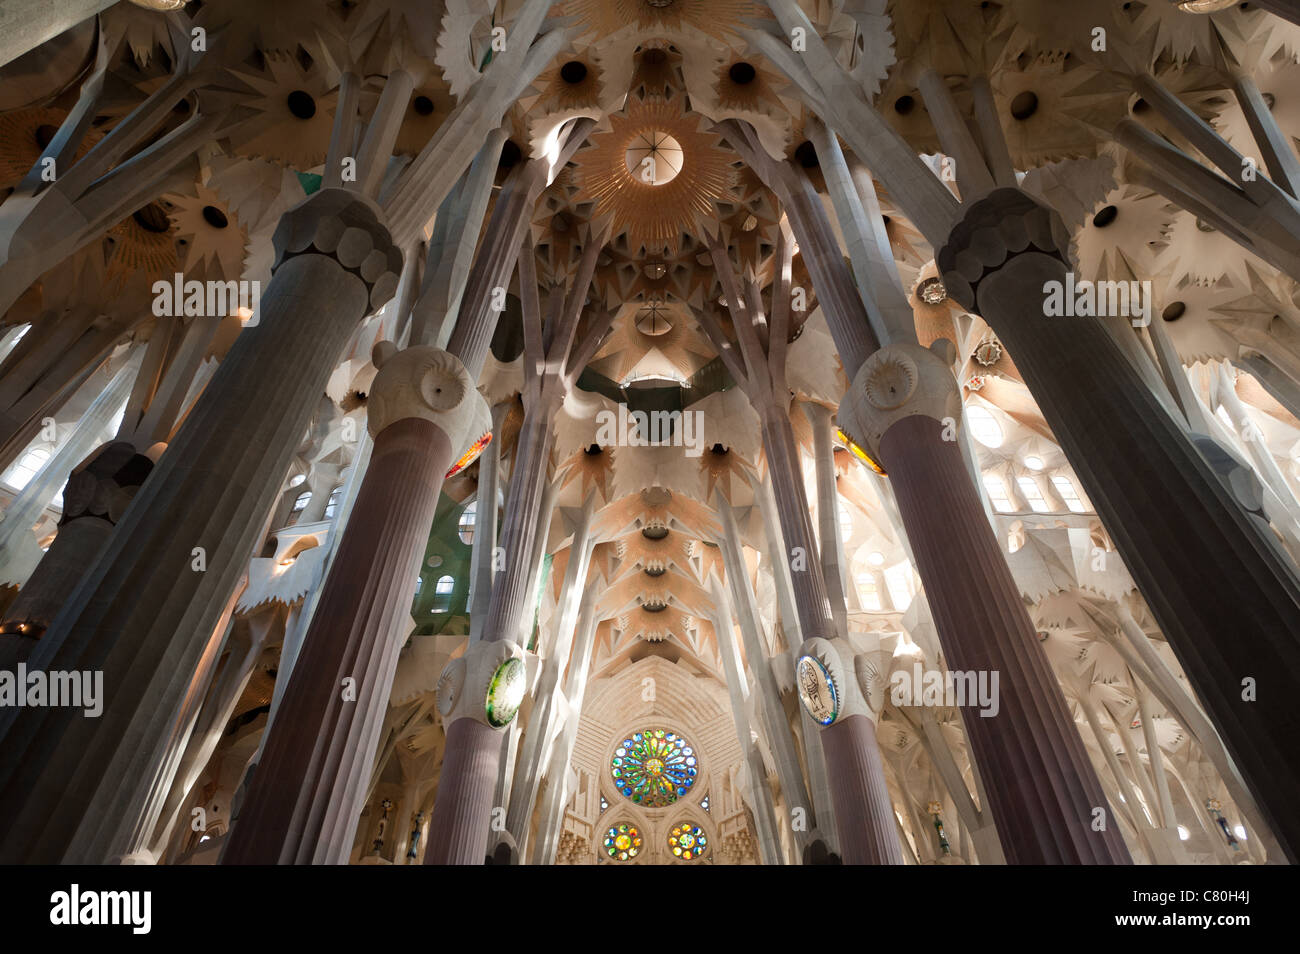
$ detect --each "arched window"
[855,571,882,611]
[837,502,853,540]
[883,561,916,611]
[324,487,343,520]
[982,474,1015,513]
[458,501,477,545]
[966,405,1004,448]
[1051,475,1088,513]
[432,574,455,612]
[291,491,311,513]
[6,447,49,491]
[1016,476,1051,513]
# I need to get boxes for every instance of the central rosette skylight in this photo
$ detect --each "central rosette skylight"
[625,130,683,186]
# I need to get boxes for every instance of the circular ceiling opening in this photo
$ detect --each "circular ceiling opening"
[286,90,317,120]
[625,130,683,186]
[202,205,229,229]
[412,94,435,116]
[635,303,673,336]
[133,203,171,234]
[729,62,756,85]
[1009,90,1038,120]
[560,60,588,84]
[794,140,819,168]
[1092,205,1118,228]
[1162,301,1186,322]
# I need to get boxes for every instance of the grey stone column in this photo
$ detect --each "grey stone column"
[752,471,837,855]
[504,494,595,853]
[0,352,139,591]
[715,491,812,857]
[467,403,507,640]
[938,187,1300,863]
[708,585,783,866]
[0,188,402,864]
[0,0,114,69]
[803,402,849,639]
[0,441,155,664]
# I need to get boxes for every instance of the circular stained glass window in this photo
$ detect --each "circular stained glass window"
[610,728,698,807]
[484,657,526,727]
[668,822,707,860]
[603,823,642,861]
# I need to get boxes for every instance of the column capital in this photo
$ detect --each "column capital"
[935,187,1071,311]
[366,344,491,465]
[836,341,961,466]
[272,188,404,312]
[59,441,155,527]
[436,638,529,731]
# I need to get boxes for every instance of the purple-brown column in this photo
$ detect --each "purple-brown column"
[938,188,1300,863]
[841,342,1131,863]
[759,402,904,865]
[221,342,483,863]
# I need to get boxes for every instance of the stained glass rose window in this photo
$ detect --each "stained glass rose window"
[610,728,698,807]
[668,821,708,860]
[603,823,642,861]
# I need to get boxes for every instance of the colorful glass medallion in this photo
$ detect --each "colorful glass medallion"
[669,822,708,860]
[796,654,839,726]
[603,823,642,861]
[445,431,492,478]
[484,657,526,727]
[610,727,698,807]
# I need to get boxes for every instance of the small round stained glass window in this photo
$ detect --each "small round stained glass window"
[668,822,707,860]
[610,728,698,807]
[604,823,642,861]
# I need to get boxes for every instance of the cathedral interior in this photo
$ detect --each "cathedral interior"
[0,0,1298,870]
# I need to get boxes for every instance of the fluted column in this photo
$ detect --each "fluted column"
[938,188,1300,862]
[708,587,783,866]
[839,340,1132,863]
[222,346,487,864]
[759,402,903,865]
[425,639,529,864]
[0,441,155,664]
[752,471,837,854]
[0,188,402,864]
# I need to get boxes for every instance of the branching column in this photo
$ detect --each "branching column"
[694,228,902,864]
[425,226,612,863]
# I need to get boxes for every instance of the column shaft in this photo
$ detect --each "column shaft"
[222,418,453,863]
[0,189,399,863]
[956,240,1300,862]
[882,414,1132,863]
